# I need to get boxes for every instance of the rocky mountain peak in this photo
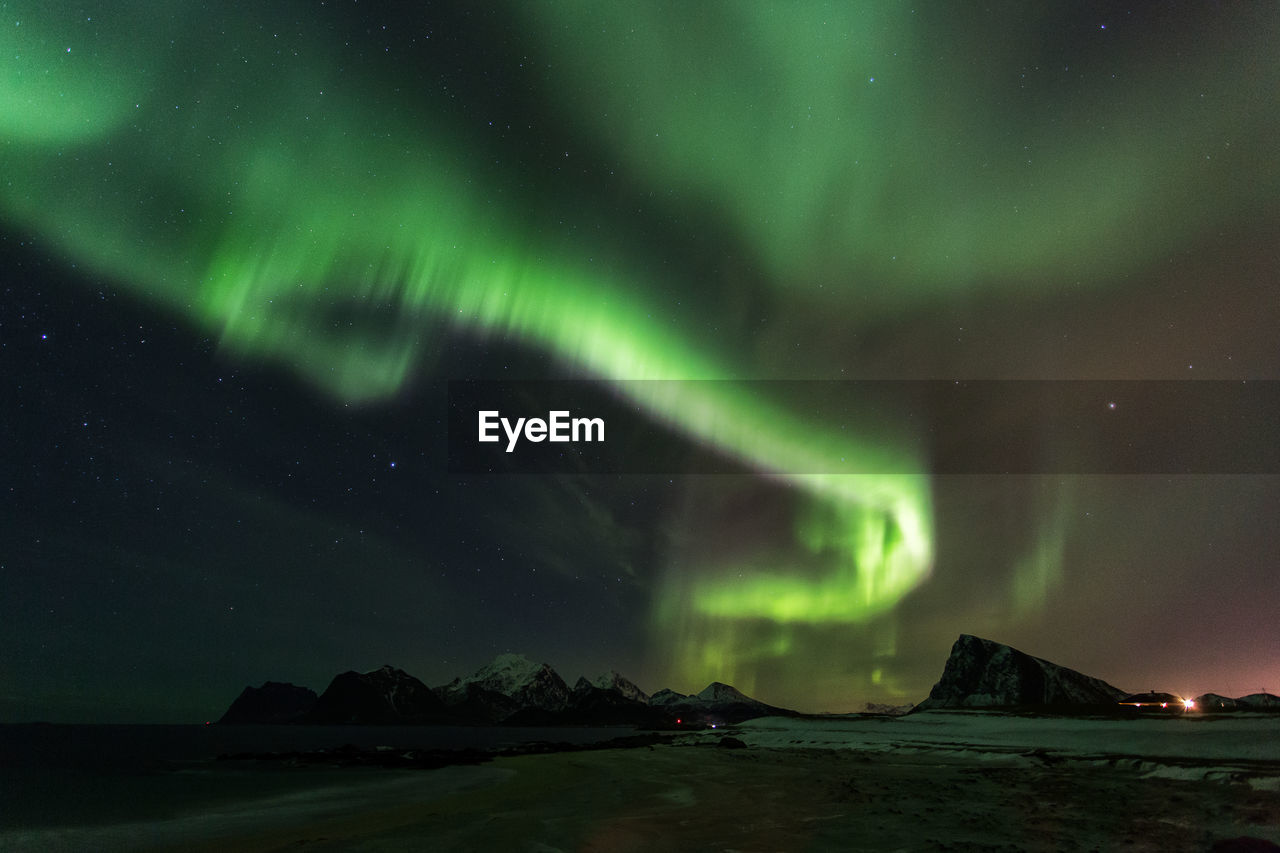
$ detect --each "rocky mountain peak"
[440,653,570,711]
[307,665,446,724]
[648,688,689,707]
[591,671,650,704]
[218,681,317,724]
[917,634,1127,710]
[697,682,757,705]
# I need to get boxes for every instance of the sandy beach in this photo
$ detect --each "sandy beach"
[163,715,1280,852]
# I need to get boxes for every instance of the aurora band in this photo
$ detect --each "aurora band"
[0,3,934,637]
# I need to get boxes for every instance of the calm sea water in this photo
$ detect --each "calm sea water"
[0,723,634,847]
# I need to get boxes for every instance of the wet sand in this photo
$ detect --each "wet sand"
[176,740,1280,852]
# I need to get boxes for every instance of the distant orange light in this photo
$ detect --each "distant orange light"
[1183,698,1195,710]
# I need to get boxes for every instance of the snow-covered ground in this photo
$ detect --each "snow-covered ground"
[707,711,1280,791]
[728,711,1280,761]
[7,714,1277,850]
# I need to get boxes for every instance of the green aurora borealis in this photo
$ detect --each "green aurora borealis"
[4,2,1279,716]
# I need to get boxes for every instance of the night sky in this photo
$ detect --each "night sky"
[3,2,1278,722]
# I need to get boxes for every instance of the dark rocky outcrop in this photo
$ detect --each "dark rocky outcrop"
[218,682,317,724]
[306,665,451,724]
[916,634,1127,711]
[565,679,664,725]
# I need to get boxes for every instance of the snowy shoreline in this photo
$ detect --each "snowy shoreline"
[4,714,1278,850]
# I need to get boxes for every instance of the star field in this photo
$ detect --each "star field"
[2,1,1278,720]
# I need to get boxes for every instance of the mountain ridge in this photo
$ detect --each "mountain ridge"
[217,654,796,726]
[916,634,1128,711]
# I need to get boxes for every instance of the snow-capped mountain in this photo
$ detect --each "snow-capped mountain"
[647,682,797,723]
[444,682,523,723]
[214,658,797,726]
[649,688,688,707]
[542,676,665,726]
[696,682,758,705]
[591,671,649,704]
[437,653,570,712]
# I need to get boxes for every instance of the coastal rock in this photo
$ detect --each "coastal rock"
[916,634,1127,710]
